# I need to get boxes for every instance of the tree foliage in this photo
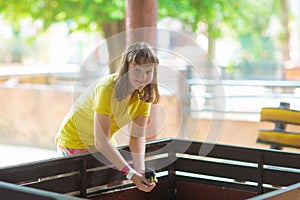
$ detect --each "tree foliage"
[0,0,278,36]
[157,0,281,61]
[0,0,285,63]
[158,0,276,36]
[0,0,125,33]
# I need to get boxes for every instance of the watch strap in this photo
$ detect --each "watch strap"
[126,169,136,180]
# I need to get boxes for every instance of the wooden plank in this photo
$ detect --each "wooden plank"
[262,150,300,169]
[0,181,82,200]
[145,138,172,155]
[26,174,81,194]
[175,175,258,193]
[86,168,124,188]
[207,145,259,163]
[263,168,300,186]
[173,139,259,163]
[0,157,82,183]
[172,139,300,168]
[175,158,258,182]
[86,153,108,169]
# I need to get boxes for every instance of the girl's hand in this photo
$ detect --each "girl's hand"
[131,173,156,192]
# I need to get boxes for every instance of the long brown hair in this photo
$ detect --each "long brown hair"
[114,42,159,104]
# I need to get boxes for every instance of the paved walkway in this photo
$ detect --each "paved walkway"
[0,144,58,168]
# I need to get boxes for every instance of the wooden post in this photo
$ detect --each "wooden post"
[125,0,157,46]
[126,0,158,141]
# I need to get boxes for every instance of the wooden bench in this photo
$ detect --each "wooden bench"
[257,102,300,150]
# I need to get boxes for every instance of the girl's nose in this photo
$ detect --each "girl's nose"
[138,72,147,81]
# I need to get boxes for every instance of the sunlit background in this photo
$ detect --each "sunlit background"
[1,0,300,167]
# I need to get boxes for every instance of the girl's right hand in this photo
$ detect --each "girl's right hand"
[131,173,156,192]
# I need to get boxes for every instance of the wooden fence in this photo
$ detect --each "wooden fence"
[1,138,300,199]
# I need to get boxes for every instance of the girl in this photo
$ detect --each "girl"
[55,42,159,192]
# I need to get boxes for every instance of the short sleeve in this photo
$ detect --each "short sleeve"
[137,101,151,117]
[93,84,113,116]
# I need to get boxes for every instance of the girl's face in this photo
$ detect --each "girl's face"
[128,62,155,91]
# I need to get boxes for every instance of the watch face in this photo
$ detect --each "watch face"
[126,171,135,180]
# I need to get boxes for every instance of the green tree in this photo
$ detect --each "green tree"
[0,0,126,69]
[0,0,288,66]
[158,0,279,60]
[0,0,125,36]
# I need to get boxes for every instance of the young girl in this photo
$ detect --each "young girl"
[55,42,159,192]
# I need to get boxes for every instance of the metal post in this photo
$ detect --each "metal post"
[271,102,290,150]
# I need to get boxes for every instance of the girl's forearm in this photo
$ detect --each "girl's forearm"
[129,116,148,173]
[129,136,146,173]
[95,138,130,171]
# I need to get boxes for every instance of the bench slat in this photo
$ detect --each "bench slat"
[257,130,300,148]
[260,108,300,125]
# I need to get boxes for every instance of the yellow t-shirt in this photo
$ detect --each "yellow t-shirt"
[55,73,151,149]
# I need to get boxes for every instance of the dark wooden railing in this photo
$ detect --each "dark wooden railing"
[0,138,300,199]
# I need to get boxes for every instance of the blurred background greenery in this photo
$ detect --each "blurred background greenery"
[1,0,300,166]
[0,0,299,79]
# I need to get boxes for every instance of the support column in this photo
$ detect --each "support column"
[125,0,159,141]
[125,0,157,45]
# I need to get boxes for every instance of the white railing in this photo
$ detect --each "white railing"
[186,79,300,121]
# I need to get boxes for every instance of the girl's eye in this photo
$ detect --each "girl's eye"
[134,68,141,73]
[146,70,153,75]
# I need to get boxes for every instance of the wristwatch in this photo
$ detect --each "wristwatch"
[126,170,136,180]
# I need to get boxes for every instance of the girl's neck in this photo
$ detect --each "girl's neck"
[127,86,136,96]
